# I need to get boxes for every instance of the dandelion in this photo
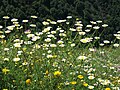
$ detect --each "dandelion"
[2,68,10,74]
[70,81,77,85]
[83,82,88,87]
[105,87,111,90]
[26,79,31,84]
[45,70,49,75]
[77,75,84,79]
[54,71,61,76]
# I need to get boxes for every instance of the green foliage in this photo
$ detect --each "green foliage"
[0,0,119,41]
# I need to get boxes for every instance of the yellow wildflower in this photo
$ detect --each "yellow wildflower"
[54,71,61,76]
[83,82,88,87]
[2,68,10,74]
[45,70,49,75]
[105,88,111,90]
[26,79,31,84]
[77,75,84,79]
[70,81,77,85]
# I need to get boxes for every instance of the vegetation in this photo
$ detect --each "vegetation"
[0,0,120,41]
[0,15,120,90]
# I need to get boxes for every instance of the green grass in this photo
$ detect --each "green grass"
[0,16,120,90]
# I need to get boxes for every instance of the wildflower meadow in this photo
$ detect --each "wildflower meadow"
[0,15,120,90]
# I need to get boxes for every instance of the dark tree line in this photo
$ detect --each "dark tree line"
[0,0,120,41]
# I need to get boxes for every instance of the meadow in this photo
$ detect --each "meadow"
[0,16,120,90]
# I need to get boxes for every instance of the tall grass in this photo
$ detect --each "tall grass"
[0,16,120,90]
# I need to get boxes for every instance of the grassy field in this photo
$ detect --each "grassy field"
[0,16,120,90]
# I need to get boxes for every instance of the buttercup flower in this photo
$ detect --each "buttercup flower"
[70,81,77,85]
[105,87,111,90]
[77,75,84,79]
[54,71,61,76]
[2,68,10,74]
[83,82,88,87]
[26,79,31,84]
